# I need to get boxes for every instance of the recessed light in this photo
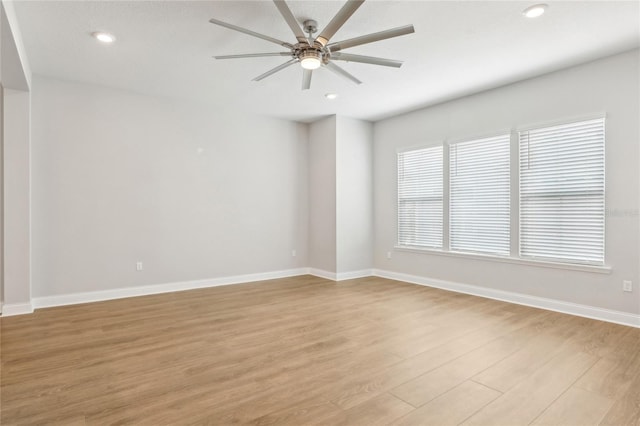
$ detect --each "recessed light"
[523,4,547,18]
[92,31,116,43]
[325,93,338,100]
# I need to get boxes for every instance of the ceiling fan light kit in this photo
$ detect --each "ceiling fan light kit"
[209,0,415,90]
[299,50,322,70]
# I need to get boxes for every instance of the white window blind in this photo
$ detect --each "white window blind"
[519,118,605,265]
[450,134,511,255]
[398,146,443,248]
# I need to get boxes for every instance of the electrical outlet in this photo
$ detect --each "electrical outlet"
[387,251,392,259]
[623,280,633,292]
[136,261,143,271]
[291,249,297,257]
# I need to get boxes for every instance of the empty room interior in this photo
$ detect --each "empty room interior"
[1,0,640,424]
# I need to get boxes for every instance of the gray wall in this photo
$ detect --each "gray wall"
[17,49,640,319]
[1,3,33,312]
[3,88,30,305]
[336,116,373,274]
[374,49,640,315]
[31,76,308,297]
[308,115,374,276]
[0,84,3,308]
[308,116,337,273]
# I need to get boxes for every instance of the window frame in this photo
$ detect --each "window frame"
[448,133,512,256]
[397,144,444,249]
[394,115,609,274]
[518,117,606,266]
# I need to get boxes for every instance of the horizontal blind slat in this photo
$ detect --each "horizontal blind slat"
[398,145,443,248]
[519,118,605,265]
[451,134,510,255]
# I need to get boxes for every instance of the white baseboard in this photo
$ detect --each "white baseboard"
[9,266,640,329]
[373,269,640,329]
[1,302,34,317]
[337,269,374,281]
[308,268,373,281]
[308,268,337,281]
[31,268,309,310]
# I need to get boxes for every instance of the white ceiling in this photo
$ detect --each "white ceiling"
[12,0,640,122]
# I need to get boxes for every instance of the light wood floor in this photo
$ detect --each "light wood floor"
[1,275,639,425]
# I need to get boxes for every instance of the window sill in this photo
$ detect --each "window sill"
[393,246,612,275]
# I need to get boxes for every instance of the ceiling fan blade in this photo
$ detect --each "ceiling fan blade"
[214,52,292,59]
[327,24,415,52]
[331,52,403,68]
[273,0,309,45]
[253,59,298,81]
[325,62,362,85]
[209,18,294,49]
[314,0,365,48]
[302,69,312,90]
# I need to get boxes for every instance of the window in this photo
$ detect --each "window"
[519,118,605,265]
[396,117,606,269]
[450,134,511,255]
[398,146,443,248]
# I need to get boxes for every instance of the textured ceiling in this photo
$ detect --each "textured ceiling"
[12,0,640,122]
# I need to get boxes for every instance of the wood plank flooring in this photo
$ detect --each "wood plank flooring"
[1,275,638,425]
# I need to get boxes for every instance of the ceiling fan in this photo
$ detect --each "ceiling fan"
[209,0,415,90]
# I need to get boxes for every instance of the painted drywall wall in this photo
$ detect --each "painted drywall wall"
[3,88,30,306]
[31,76,308,297]
[308,115,337,273]
[308,115,374,276]
[0,84,3,308]
[374,49,640,315]
[0,7,2,82]
[1,2,32,313]
[336,116,373,273]
[1,3,30,90]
